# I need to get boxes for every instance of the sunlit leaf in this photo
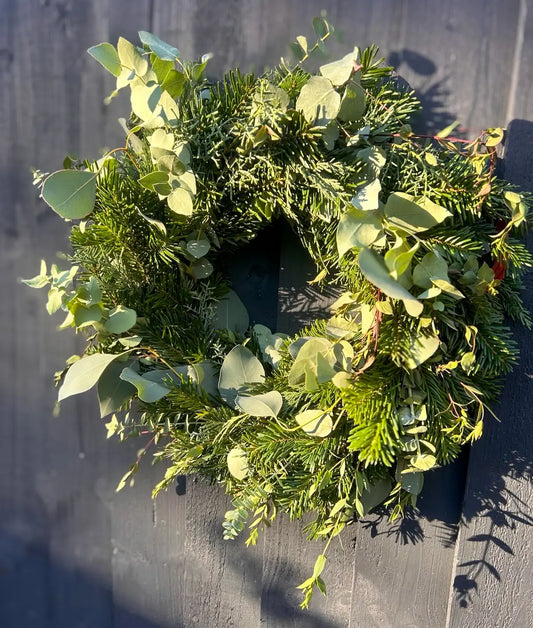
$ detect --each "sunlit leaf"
[104,305,137,334]
[218,345,265,407]
[320,49,358,86]
[296,76,341,126]
[88,43,121,77]
[383,192,451,234]
[138,31,180,61]
[42,170,97,219]
[405,334,440,369]
[227,447,249,480]
[236,390,283,418]
[337,207,382,257]
[58,352,126,401]
[358,248,423,316]
[295,409,333,437]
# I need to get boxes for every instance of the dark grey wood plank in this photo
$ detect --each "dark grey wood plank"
[448,120,533,628]
[258,224,352,627]
[0,1,118,626]
[167,232,278,627]
[380,0,521,134]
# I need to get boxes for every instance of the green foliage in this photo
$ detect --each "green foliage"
[25,22,532,609]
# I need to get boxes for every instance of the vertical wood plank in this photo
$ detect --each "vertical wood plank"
[0,1,119,626]
[447,120,533,628]
[259,225,352,627]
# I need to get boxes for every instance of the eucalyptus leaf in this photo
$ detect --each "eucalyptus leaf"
[322,121,339,150]
[431,278,464,299]
[76,276,101,306]
[120,367,171,402]
[405,334,440,369]
[74,304,102,328]
[138,31,180,61]
[97,360,136,417]
[213,290,249,334]
[88,43,121,77]
[331,371,352,389]
[236,390,283,418]
[104,305,137,334]
[189,361,219,398]
[338,79,366,122]
[359,478,392,514]
[178,171,197,195]
[337,207,382,257]
[411,453,437,471]
[400,470,424,495]
[149,128,175,150]
[288,338,336,389]
[227,447,249,480]
[138,170,169,191]
[384,192,451,234]
[358,248,423,316]
[384,238,419,279]
[218,345,265,407]
[42,170,97,219]
[351,178,381,212]
[117,37,148,76]
[296,76,341,126]
[157,154,186,175]
[186,239,211,259]
[295,409,333,437]
[319,49,358,86]
[189,258,213,279]
[58,352,126,402]
[167,187,194,216]
[131,83,162,121]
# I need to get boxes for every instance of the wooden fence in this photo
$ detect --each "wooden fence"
[1,1,532,626]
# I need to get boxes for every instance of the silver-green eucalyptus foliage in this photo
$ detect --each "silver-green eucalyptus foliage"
[24,18,532,607]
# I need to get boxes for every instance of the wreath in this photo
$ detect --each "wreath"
[25,19,531,607]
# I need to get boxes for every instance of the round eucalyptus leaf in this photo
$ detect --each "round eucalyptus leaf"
[359,478,392,514]
[167,187,194,216]
[42,170,97,220]
[295,409,333,437]
[236,391,283,418]
[320,49,358,86]
[296,76,341,126]
[400,471,424,495]
[186,239,211,259]
[218,345,265,408]
[227,447,249,480]
[189,258,213,279]
[104,305,137,334]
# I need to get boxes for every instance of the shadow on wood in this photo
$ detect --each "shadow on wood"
[449,119,533,626]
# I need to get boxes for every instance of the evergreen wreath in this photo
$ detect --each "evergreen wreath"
[25,19,532,607]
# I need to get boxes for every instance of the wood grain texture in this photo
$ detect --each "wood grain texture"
[262,223,353,627]
[448,120,533,628]
[1,1,532,626]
